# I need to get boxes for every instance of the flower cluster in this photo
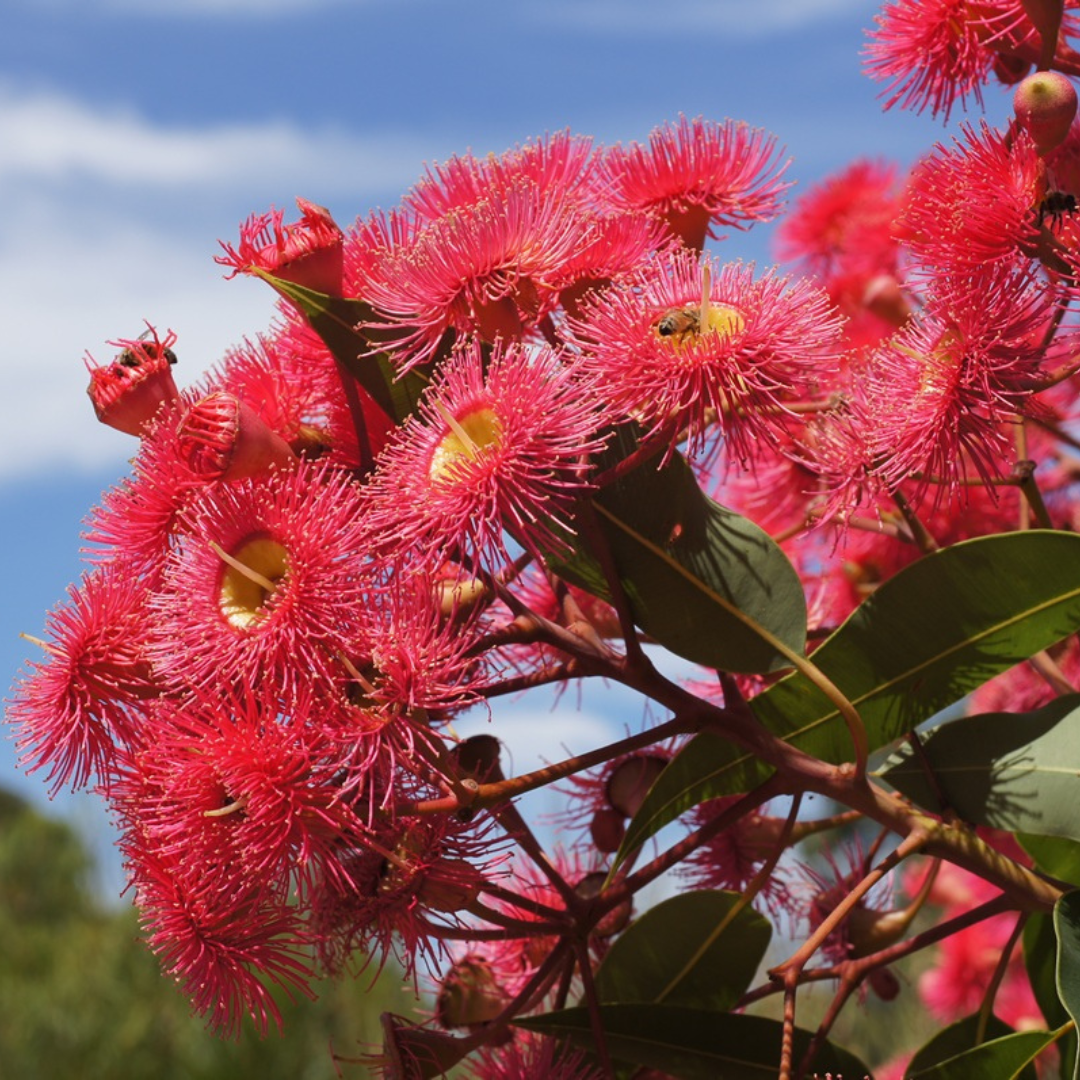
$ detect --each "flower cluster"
[11,15,1080,1075]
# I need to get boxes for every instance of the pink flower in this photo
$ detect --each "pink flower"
[564,249,843,462]
[598,115,790,251]
[116,687,363,895]
[863,0,1078,120]
[127,843,314,1037]
[465,1033,605,1080]
[360,181,588,371]
[311,814,495,979]
[858,265,1057,497]
[405,130,600,221]
[774,159,910,347]
[361,339,610,570]
[918,913,1040,1027]
[900,123,1044,273]
[9,565,156,793]
[85,324,180,437]
[147,460,373,697]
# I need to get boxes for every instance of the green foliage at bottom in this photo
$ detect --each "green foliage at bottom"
[0,790,415,1080]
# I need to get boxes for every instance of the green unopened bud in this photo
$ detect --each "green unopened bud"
[1015,71,1078,155]
[435,956,508,1031]
[606,754,668,818]
[846,905,911,959]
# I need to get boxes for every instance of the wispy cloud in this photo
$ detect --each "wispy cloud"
[523,0,865,36]
[0,85,455,484]
[0,84,437,192]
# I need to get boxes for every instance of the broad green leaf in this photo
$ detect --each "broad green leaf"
[1021,835,1080,887]
[1025,914,1078,1078]
[257,272,428,425]
[906,1014,1029,1078]
[555,426,807,675]
[593,890,771,1012]
[515,1004,869,1080]
[621,531,1080,850]
[908,1027,1062,1080]
[1055,891,1080,1079]
[880,696,1080,841]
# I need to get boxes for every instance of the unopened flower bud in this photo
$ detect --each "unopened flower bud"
[418,858,484,914]
[86,326,179,437]
[450,735,504,783]
[862,274,912,328]
[575,871,632,937]
[1015,71,1078,155]
[993,52,1033,86]
[436,956,508,1031]
[178,392,296,481]
[846,905,911,959]
[868,965,901,1001]
[590,808,626,854]
[605,754,668,818]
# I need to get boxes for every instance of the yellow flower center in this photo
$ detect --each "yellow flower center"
[217,537,290,629]
[653,303,745,353]
[428,406,504,483]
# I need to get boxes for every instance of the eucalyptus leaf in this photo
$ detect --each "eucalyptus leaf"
[1054,891,1080,1080]
[1025,914,1078,1078]
[515,1004,869,1080]
[555,425,807,674]
[593,890,771,1012]
[620,532,1080,851]
[907,1027,1061,1080]
[1020,835,1080,888]
[905,1014,1029,1079]
[879,696,1080,841]
[257,272,428,425]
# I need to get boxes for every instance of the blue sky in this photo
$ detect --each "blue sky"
[0,0,1016,880]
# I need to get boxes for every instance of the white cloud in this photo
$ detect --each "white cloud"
[0,84,436,193]
[0,85,456,485]
[525,0,865,36]
[0,202,280,482]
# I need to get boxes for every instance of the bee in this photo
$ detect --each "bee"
[654,306,702,343]
[1039,189,1078,227]
[117,328,178,369]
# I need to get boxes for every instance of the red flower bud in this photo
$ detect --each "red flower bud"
[178,392,296,481]
[86,326,179,437]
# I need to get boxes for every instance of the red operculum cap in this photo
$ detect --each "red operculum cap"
[216,197,344,296]
[178,391,297,481]
[1014,70,1078,154]
[86,325,180,437]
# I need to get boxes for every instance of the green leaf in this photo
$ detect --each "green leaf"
[555,426,807,675]
[1055,890,1080,1080]
[515,1004,869,1080]
[907,1024,1061,1080]
[879,696,1080,841]
[1021,835,1080,887]
[621,531,1080,849]
[593,890,771,1012]
[1025,914,1078,1078]
[257,272,428,425]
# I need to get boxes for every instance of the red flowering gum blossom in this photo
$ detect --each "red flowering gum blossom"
[1014,70,1078,153]
[86,325,179,437]
[216,197,344,296]
[178,391,297,481]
